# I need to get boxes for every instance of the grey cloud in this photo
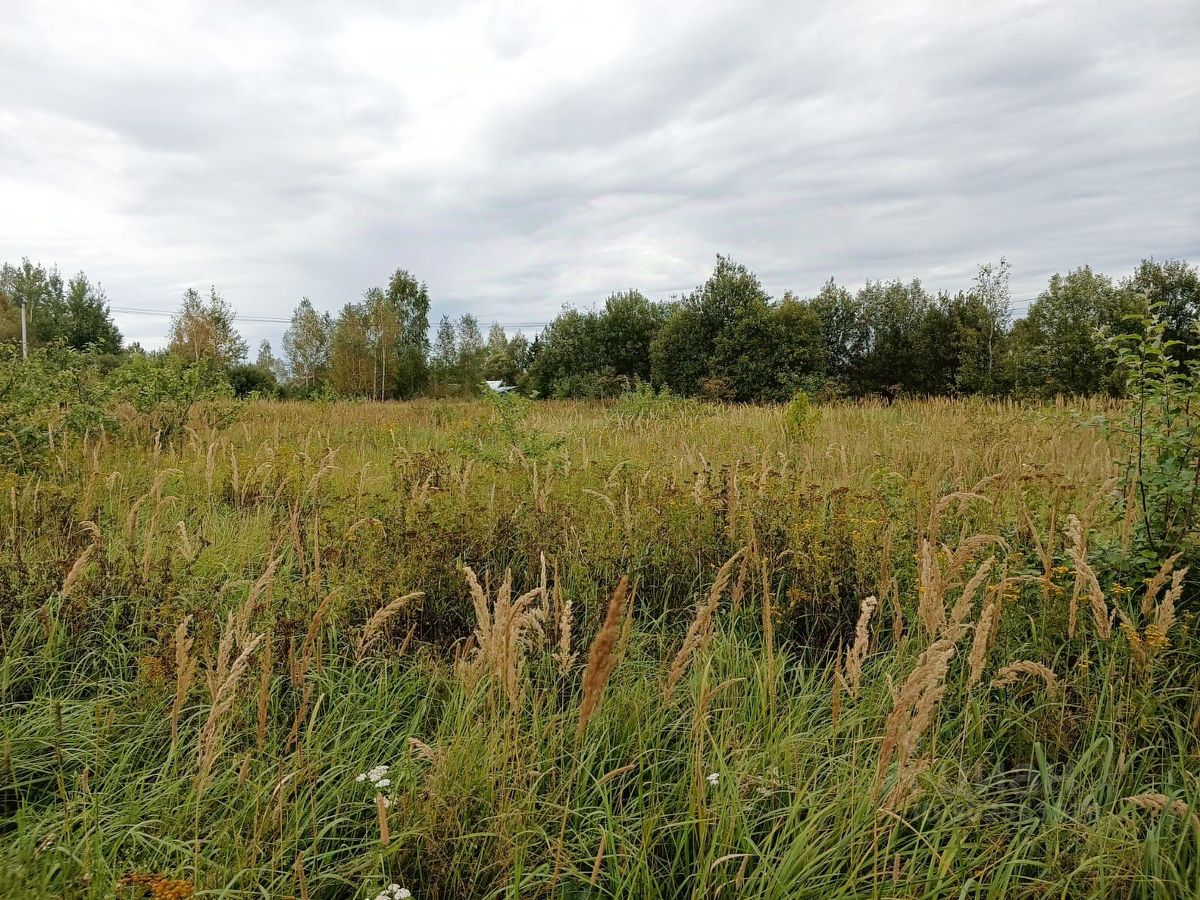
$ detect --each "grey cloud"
[0,0,1196,348]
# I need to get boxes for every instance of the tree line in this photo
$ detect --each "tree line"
[3,254,1197,402]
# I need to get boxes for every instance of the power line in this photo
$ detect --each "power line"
[109,296,1039,329]
[108,305,552,328]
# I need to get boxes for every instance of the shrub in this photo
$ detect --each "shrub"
[107,353,237,443]
[455,389,564,465]
[1105,313,1200,576]
[611,382,710,422]
[227,363,281,399]
[0,345,112,472]
[783,390,819,438]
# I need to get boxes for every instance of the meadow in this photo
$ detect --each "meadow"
[1,394,1197,898]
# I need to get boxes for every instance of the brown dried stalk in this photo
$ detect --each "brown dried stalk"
[967,592,1000,688]
[577,576,629,739]
[462,566,545,706]
[256,633,273,751]
[61,543,96,597]
[285,588,338,749]
[1124,793,1200,829]
[843,595,878,698]
[376,793,390,847]
[664,548,744,701]
[1065,515,1111,639]
[553,585,576,676]
[171,616,198,748]
[1153,568,1186,638]
[1141,553,1183,618]
[196,631,263,794]
[761,555,775,659]
[874,639,956,811]
[991,660,1061,699]
[946,557,995,640]
[355,591,424,660]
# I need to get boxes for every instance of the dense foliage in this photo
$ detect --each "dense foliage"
[4,254,1196,405]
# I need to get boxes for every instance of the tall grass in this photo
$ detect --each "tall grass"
[0,396,1196,898]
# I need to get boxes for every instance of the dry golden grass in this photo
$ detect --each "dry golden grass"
[462,565,545,706]
[1066,514,1112,640]
[356,590,425,660]
[170,616,197,748]
[577,576,629,739]
[60,542,95,597]
[1124,793,1200,829]
[664,548,744,701]
[874,638,957,812]
[843,595,877,698]
[990,660,1061,699]
[196,628,262,794]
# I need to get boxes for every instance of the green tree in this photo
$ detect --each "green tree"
[710,294,826,401]
[1017,267,1143,396]
[914,281,1010,397]
[484,323,529,386]
[856,279,931,395]
[167,287,247,366]
[255,339,285,383]
[382,269,431,398]
[0,260,121,353]
[597,290,665,382]
[456,314,486,392]
[328,302,374,397]
[808,279,865,388]
[964,259,1012,394]
[282,297,332,392]
[431,315,459,391]
[2,259,63,347]
[650,303,708,395]
[525,308,607,397]
[650,256,771,396]
[1125,258,1199,360]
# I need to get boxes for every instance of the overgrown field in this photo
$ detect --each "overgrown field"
[1,396,1197,898]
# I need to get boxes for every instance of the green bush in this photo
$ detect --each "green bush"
[611,382,710,421]
[783,389,819,438]
[455,389,564,465]
[0,345,113,472]
[1105,313,1200,578]
[107,352,237,443]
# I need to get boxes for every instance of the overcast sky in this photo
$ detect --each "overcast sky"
[2,0,1197,350]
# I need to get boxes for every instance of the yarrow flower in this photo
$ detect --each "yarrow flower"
[372,884,411,900]
[357,764,390,786]
[357,763,394,809]
[706,772,719,786]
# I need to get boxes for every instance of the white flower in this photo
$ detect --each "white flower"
[357,764,393,792]
[706,772,719,785]
[381,794,391,808]
[371,885,412,900]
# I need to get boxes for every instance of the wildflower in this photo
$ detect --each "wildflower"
[357,764,392,792]
[706,772,719,786]
[1144,624,1169,652]
[372,884,412,900]
[357,763,394,809]
[358,764,390,786]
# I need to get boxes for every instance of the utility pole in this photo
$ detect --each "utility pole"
[19,300,27,360]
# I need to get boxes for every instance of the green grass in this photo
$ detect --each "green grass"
[0,397,1197,898]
